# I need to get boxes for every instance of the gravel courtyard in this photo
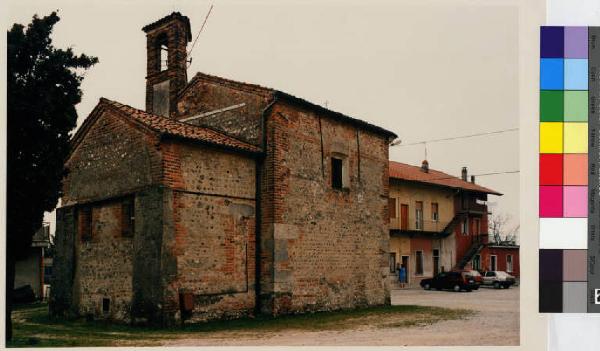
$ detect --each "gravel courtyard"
[162,286,520,346]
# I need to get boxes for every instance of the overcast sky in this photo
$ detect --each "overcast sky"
[5,0,520,236]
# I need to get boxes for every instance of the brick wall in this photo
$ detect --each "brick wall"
[262,101,390,314]
[144,16,190,117]
[54,70,392,324]
[159,141,257,322]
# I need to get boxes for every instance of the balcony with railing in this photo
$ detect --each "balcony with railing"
[390,213,465,238]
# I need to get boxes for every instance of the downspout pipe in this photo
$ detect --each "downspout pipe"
[254,96,278,315]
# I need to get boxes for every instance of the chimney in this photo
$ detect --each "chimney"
[142,12,192,117]
[421,160,429,173]
[471,175,476,183]
[461,167,468,181]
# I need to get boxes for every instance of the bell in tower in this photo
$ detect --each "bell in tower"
[142,12,192,117]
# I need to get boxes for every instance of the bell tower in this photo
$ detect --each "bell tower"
[142,12,192,117]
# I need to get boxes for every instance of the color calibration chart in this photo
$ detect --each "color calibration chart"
[539,26,599,313]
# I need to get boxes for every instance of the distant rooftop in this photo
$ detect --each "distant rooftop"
[389,160,502,195]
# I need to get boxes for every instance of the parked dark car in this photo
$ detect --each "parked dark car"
[420,271,478,292]
[13,285,36,304]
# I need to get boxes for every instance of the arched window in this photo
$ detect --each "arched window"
[155,33,169,71]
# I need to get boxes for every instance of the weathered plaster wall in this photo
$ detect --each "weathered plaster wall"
[389,181,455,232]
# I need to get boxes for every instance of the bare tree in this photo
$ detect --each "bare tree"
[488,213,519,244]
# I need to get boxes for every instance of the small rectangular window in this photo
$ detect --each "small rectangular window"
[473,254,481,270]
[331,157,343,190]
[389,198,397,219]
[506,255,513,273]
[389,252,397,273]
[102,298,110,314]
[431,203,439,221]
[121,198,135,237]
[415,251,424,275]
[490,255,498,271]
[78,206,92,242]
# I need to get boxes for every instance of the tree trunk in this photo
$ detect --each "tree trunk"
[5,250,15,342]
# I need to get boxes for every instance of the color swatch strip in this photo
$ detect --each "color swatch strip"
[539,26,597,313]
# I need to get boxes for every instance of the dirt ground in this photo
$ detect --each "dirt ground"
[161,286,520,346]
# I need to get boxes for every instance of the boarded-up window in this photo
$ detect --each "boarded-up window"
[415,251,424,275]
[389,198,397,218]
[331,157,343,189]
[121,198,135,237]
[153,80,170,117]
[78,206,92,242]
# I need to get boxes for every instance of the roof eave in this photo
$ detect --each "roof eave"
[389,176,502,196]
[159,133,262,157]
[273,91,397,139]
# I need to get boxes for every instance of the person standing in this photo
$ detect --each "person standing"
[399,264,407,288]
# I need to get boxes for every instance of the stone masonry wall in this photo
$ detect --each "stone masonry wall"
[263,100,391,314]
[62,108,161,205]
[74,200,134,321]
[160,141,257,322]
[176,75,272,145]
[53,107,164,323]
[50,207,77,317]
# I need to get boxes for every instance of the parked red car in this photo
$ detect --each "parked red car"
[464,270,483,289]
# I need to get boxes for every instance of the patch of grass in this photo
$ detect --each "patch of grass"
[7,303,474,347]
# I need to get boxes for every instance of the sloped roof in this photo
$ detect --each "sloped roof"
[389,161,502,195]
[101,98,261,153]
[69,98,261,158]
[181,72,398,138]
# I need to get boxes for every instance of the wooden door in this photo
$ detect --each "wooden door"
[400,204,409,230]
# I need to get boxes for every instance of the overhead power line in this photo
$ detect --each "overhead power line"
[187,4,214,62]
[395,127,519,147]
[393,170,520,183]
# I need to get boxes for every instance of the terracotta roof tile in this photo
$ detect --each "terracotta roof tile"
[141,12,192,41]
[101,98,261,154]
[389,160,502,195]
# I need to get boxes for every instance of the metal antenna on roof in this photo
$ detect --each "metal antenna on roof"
[187,4,214,67]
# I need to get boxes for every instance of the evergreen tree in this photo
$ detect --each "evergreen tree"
[6,12,97,341]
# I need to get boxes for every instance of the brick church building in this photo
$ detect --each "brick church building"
[50,12,397,325]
